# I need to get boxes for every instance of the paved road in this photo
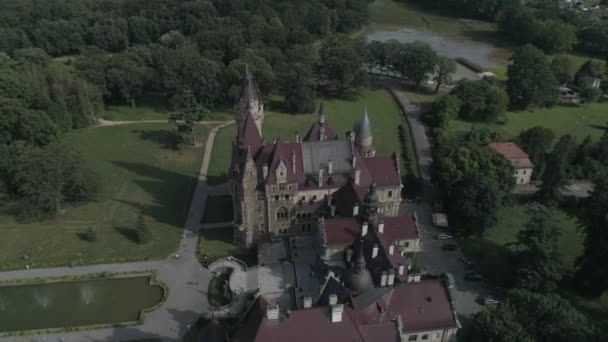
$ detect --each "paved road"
[0,121,235,342]
[390,88,487,337]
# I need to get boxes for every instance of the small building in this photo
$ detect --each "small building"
[559,87,581,105]
[489,142,534,185]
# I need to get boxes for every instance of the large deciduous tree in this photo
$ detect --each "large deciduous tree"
[575,176,608,296]
[14,143,98,220]
[318,34,367,97]
[434,56,456,93]
[551,55,577,85]
[516,126,555,179]
[539,134,576,201]
[281,62,316,114]
[507,45,559,110]
[514,203,563,292]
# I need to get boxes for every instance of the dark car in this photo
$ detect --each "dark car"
[465,272,484,281]
[460,256,474,268]
[442,243,458,251]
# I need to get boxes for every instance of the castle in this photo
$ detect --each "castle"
[229,68,403,247]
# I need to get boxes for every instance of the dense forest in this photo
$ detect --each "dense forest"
[0,0,370,219]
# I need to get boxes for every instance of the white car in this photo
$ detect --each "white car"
[434,233,453,240]
[481,296,499,305]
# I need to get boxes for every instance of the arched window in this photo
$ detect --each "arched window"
[276,207,289,221]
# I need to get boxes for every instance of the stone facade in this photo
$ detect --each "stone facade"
[230,72,403,248]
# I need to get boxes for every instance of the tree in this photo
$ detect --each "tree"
[448,174,504,237]
[169,89,208,145]
[281,62,316,114]
[434,57,456,93]
[14,143,98,220]
[105,53,147,107]
[83,227,97,242]
[533,19,577,53]
[91,18,129,52]
[451,80,508,122]
[318,34,367,97]
[13,48,51,65]
[539,135,575,201]
[513,203,563,292]
[516,126,555,179]
[426,94,460,128]
[0,98,58,147]
[575,176,608,295]
[507,45,559,110]
[575,59,606,86]
[551,55,577,85]
[135,213,152,244]
[401,41,439,89]
[470,304,534,342]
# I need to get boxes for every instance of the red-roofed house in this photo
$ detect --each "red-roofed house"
[489,142,534,185]
[233,280,459,342]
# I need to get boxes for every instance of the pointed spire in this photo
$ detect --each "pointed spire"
[318,101,326,124]
[361,107,371,137]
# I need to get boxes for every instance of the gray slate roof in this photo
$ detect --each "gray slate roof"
[301,140,354,175]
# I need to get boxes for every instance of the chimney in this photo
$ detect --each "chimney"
[354,169,361,185]
[393,151,401,175]
[330,205,336,217]
[319,168,324,187]
[347,131,355,142]
[389,244,394,255]
[352,156,357,168]
[266,305,280,320]
[378,221,384,234]
[398,264,405,275]
[303,297,312,308]
[353,204,359,216]
[328,160,333,174]
[320,126,325,141]
[380,271,388,287]
[331,304,343,323]
[295,131,301,143]
[372,244,379,258]
[329,294,338,305]
[292,150,297,173]
[388,271,395,286]
[263,165,269,180]
[362,222,368,237]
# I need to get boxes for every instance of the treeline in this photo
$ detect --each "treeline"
[406,0,504,20]
[0,0,369,57]
[0,55,102,219]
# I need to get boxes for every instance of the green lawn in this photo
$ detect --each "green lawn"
[447,103,608,141]
[206,89,418,185]
[0,123,211,270]
[202,195,234,224]
[198,228,257,266]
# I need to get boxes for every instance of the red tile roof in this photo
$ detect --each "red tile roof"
[324,219,361,245]
[489,142,534,168]
[303,122,337,142]
[364,156,401,187]
[238,112,262,154]
[376,216,419,247]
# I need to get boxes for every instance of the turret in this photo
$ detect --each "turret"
[235,64,264,136]
[355,108,375,157]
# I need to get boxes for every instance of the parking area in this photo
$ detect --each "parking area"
[403,202,489,335]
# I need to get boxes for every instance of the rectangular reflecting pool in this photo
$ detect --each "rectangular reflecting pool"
[0,276,164,333]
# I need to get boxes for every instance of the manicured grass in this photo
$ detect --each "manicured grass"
[460,203,582,285]
[202,196,234,224]
[0,123,211,270]
[198,228,257,266]
[206,89,418,184]
[447,103,608,141]
[208,270,232,307]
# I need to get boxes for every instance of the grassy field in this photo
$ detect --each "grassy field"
[460,203,582,286]
[0,123,211,270]
[206,88,418,185]
[198,228,257,266]
[202,196,234,224]
[447,103,608,141]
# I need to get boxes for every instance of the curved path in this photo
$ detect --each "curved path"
[0,120,235,342]
[96,118,229,127]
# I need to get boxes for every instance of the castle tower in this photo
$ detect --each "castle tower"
[344,240,374,293]
[234,147,260,247]
[361,181,380,224]
[236,65,264,136]
[355,108,375,157]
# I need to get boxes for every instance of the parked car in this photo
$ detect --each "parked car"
[465,272,484,281]
[460,257,474,268]
[434,233,453,240]
[479,296,499,305]
[442,243,457,251]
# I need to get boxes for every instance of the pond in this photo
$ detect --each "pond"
[0,276,164,333]
[367,27,503,80]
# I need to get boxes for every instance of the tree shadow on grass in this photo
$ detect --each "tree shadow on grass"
[115,226,139,243]
[111,161,198,230]
[133,129,178,150]
[589,124,608,132]
[459,238,516,288]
